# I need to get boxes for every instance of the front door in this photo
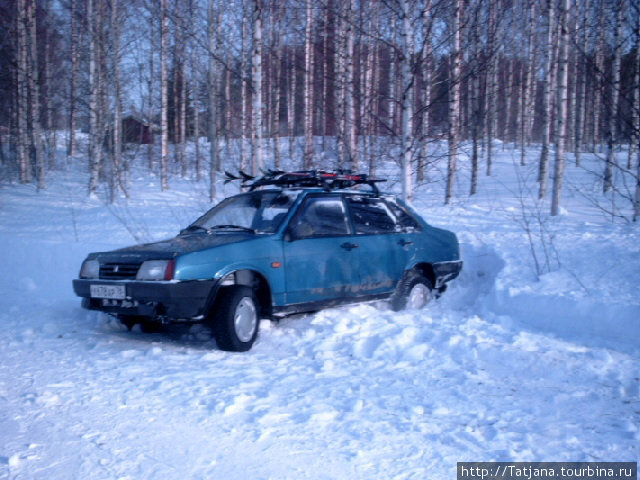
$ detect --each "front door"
[283,195,357,304]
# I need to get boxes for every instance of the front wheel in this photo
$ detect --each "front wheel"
[390,271,434,311]
[211,286,260,352]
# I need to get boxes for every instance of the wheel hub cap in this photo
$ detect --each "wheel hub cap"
[234,297,257,342]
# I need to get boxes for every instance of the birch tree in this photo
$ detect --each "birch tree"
[26,0,44,189]
[303,0,315,168]
[418,0,433,183]
[160,0,169,191]
[573,0,590,166]
[88,0,102,194]
[17,0,30,183]
[539,0,555,199]
[484,0,498,176]
[603,0,624,194]
[631,12,640,172]
[634,11,640,221]
[112,0,126,198]
[344,0,357,169]
[399,0,415,202]
[68,0,80,159]
[445,0,461,205]
[208,0,220,200]
[551,0,570,216]
[519,0,536,166]
[251,0,264,174]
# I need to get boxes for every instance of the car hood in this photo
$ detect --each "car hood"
[90,232,258,261]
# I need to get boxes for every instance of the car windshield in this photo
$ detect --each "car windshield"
[188,190,298,234]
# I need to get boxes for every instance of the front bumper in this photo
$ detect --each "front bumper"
[432,260,463,289]
[72,278,216,321]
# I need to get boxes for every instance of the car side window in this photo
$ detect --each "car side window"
[289,196,350,239]
[346,196,398,234]
[386,200,422,232]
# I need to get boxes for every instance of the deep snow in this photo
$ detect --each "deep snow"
[0,142,638,479]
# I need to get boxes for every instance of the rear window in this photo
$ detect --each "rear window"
[346,196,397,234]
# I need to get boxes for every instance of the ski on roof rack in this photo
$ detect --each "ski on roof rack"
[224,169,386,193]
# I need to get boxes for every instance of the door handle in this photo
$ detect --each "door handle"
[341,242,359,251]
[398,239,413,247]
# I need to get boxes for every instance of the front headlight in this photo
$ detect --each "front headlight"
[80,259,100,279]
[136,260,175,281]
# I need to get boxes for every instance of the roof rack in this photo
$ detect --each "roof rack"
[224,169,386,194]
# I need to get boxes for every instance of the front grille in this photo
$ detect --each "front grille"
[99,262,141,280]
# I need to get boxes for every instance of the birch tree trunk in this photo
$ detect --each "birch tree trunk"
[26,0,44,189]
[68,0,80,159]
[551,0,570,216]
[112,0,126,198]
[208,0,220,200]
[336,2,345,169]
[503,58,513,147]
[272,5,282,169]
[574,0,590,167]
[539,0,555,199]
[287,46,297,162]
[160,0,169,191]
[445,0,461,205]
[485,0,497,175]
[634,12,640,221]
[191,29,202,182]
[603,0,624,193]
[388,16,397,138]
[399,0,415,202]
[17,0,30,183]
[303,0,315,168]
[591,6,605,151]
[418,0,433,183]
[147,5,155,170]
[88,0,101,194]
[520,0,535,166]
[179,26,188,178]
[630,17,640,172]
[344,0,357,169]
[469,6,480,196]
[43,0,56,171]
[251,0,264,175]
[241,10,250,171]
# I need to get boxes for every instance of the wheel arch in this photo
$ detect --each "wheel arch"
[212,268,273,318]
[410,262,436,289]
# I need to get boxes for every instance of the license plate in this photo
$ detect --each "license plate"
[90,284,126,300]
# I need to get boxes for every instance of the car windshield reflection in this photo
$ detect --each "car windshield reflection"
[189,190,298,234]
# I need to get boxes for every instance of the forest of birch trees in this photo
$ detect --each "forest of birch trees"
[1,0,639,217]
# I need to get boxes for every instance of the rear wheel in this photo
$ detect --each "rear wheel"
[211,286,260,352]
[390,270,434,311]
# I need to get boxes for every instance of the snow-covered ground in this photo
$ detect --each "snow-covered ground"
[0,143,638,479]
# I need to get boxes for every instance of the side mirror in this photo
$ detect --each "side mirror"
[284,230,294,242]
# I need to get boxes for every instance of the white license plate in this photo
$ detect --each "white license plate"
[90,284,126,300]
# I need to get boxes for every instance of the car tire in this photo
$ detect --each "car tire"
[211,286,260,352]
[390,270,434,311]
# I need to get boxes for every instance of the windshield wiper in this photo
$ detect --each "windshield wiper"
[209,224,256,233]
[179,225,210,235]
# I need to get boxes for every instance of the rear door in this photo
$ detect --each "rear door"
[283,194,358,305]
[344,195,413,296]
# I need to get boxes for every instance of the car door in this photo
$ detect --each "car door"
[344,195,413,296]
[282,194,358,305]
